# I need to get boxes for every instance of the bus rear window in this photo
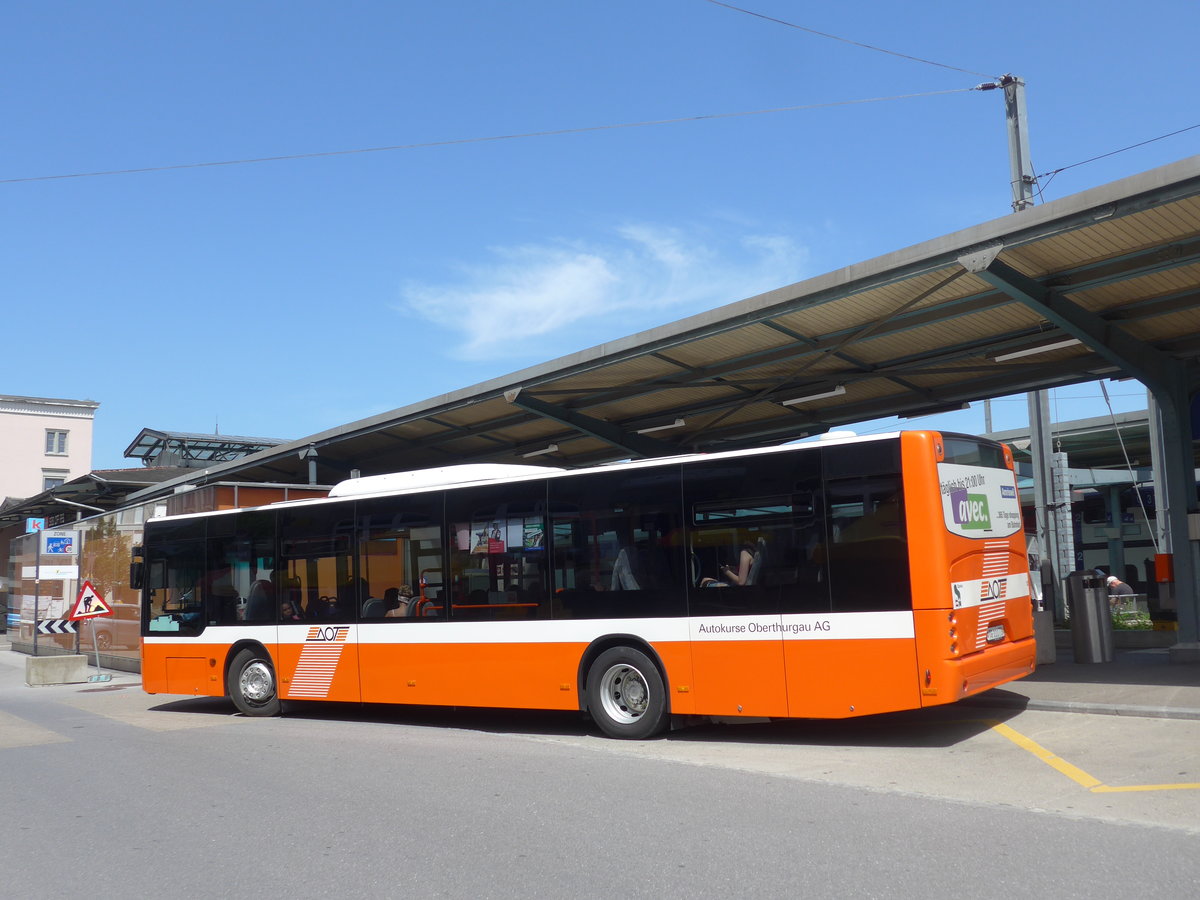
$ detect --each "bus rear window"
[941,437,1007,469]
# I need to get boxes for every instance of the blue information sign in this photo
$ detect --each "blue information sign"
[42,531,76,555]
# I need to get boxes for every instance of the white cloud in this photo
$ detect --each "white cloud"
[398,223,809,361]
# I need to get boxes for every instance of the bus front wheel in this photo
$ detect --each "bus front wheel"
[229,648,281,717]
[586,647,667,739]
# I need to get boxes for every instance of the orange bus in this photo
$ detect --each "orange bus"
[138,430,1035,738]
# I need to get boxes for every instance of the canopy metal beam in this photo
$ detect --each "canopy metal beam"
[505,390,679,459]
[962,248,1200,654]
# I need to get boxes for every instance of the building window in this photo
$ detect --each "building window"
[43,470,68,491]
[45,430,69,455]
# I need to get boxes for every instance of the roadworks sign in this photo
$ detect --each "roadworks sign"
[69,581,112,620]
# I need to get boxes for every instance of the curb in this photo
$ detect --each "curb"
[963,693,1200,721]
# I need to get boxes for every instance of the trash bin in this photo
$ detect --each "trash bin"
[1065,571,1114,663]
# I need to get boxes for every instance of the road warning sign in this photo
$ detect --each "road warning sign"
[36,619,77,635]
[69,581,113,620]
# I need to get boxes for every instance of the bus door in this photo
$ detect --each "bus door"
[141,522,208,696]
[684,456,821,718]
[354,494,448,704]
[276,506,361,703]
[548,468,692,711]
[785,468,918,718]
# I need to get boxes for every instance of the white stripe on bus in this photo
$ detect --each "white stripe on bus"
[144,611,917,647]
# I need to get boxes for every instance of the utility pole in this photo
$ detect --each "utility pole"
[1002,75,1036,212]
[979,74,1067,623]
[977,74,1036,212]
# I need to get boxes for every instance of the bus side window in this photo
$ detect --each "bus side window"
[279,507,356,624]
[822,476,910,612]
[144,541,205,635]
[445,482,549,622]
[684,451,827,615]
[549,468,686,620]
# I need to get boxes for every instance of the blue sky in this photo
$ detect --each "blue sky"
[5,1,1195,470]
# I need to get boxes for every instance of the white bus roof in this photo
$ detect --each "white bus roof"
[328,464,565,498]
[147,430,919,523]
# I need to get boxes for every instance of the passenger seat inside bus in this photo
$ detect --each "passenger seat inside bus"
[610,547,641,590]
[245,580,275,621]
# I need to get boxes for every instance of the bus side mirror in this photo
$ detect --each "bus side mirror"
[130,546,144,590]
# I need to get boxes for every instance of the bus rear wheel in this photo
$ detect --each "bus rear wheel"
[229,648,281,717]
[586,647,667,739]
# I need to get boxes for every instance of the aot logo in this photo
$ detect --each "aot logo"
[981,578,1008,601]
[950,488,992,531]
[305,625,348,643]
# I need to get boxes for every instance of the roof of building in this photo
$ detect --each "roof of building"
[0,393,100,410]
[0,467,192,528]
[123,428,288,465]
[989,410,1167,473]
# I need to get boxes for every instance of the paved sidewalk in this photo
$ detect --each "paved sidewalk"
[967,647,1200,720]
[0,634,142,688]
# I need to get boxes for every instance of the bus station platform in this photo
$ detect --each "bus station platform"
[968,648,1200,721]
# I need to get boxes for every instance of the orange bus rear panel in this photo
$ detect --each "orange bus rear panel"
[922,636,1038,708]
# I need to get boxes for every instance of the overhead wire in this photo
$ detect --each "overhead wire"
[702,3,1199,202]
[1032,124,1200,198]
[0,88,976,185]
[700,0,998,79]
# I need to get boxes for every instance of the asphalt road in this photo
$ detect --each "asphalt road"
[2,658,1198,898]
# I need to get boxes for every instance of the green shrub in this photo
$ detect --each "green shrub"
[1111,610,1153,630]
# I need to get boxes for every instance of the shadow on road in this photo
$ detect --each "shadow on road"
[147,692,1022,748]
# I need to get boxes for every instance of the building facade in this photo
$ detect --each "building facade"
[0,394,99,503]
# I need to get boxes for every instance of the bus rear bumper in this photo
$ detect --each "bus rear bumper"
[925,637,1037,707]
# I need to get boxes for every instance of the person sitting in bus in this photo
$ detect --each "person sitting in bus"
[380,587,401,615]
[280,599,302,621]
[701,542,757,588]
[385,585,415,618]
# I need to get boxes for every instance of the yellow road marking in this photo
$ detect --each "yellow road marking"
[1091,783,1200,793]
[987,720,1200,793]
[989,721,1102,788]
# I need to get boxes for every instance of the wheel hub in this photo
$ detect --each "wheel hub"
[602,664,648,723]
[240,661,274,703]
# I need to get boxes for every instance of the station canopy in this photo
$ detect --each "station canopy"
[123,428,287,468]
[131,155,1200,497]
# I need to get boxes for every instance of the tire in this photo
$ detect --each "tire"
[585,647,668,739]
[228,647,281,717]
